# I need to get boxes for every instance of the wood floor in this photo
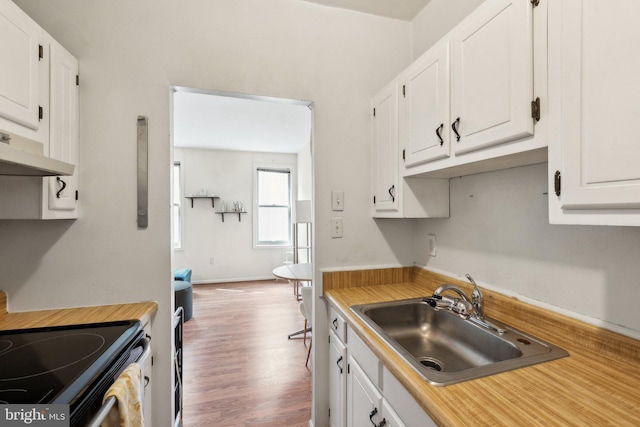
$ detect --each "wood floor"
[182,279,312,427]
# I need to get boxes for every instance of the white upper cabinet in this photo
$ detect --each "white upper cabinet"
[371,80,450,219]
[398,0,545,179]
[46,35,79,214]
[451,0,533,155]
[0,0,41,130]
[401,41,450,167]
[0,2,79,220]
[372,80,399,214]
[548,0,640,225]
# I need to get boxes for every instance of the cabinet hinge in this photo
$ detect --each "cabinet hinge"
[75,190,79,201]
[373,108,376,117]
[76,75,80,86]
[38,106,43,121]
[402,149,405,161]
[554,170,561,197]
[531,97,541,122]
[373,195,376,204]
[347,363,350,374]
[531,0,540,7]
[328,408,331,418]
[38,45,43,60]
[402,85,406,98]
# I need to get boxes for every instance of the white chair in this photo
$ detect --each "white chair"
[300,286,313,368]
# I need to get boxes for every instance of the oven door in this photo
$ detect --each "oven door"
[76,334,150,427]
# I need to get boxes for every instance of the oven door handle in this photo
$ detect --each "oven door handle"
[85,336,151,427]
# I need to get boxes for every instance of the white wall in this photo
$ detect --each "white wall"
[412,164,640,337]
[297,141,313,200]
[410,0,485,59]
[407,0,640,338]
[173,148,297,283]
[5,1,412,426]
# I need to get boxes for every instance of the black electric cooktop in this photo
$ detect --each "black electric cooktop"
[0,320,142,407]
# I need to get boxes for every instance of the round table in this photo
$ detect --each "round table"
[273,263,313,300]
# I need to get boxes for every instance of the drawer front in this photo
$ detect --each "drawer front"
[348,325,381,387]
[329,306,347,343]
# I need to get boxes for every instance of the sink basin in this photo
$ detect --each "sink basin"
[351,298,569,386]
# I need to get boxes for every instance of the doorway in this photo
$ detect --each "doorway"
[170,87,314,283]
[169,86,315,426]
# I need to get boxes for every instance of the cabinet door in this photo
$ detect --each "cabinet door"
[347,357,383,427]
[46,36,78,214]
[372,81,399,213]
[402,42,450,167]
[0,1,41,130]
[552,0,640,212]
[329,331,346,427]
[380,399,406,427]
[452,0,533,155]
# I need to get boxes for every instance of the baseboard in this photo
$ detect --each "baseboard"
[191,275,278,284]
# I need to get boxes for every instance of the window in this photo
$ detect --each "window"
[173,162,182,249]
[256,168,291,246]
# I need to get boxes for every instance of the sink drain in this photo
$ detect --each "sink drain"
[419,357,445,372]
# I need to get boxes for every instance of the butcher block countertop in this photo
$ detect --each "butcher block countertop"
[323,267,640,427]
[0,290,157,330]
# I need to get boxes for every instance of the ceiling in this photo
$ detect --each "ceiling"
[172,89,312,154]
[300,0,432,21]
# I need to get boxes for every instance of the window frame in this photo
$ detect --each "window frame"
[173,161,183,250]
[254,165,294,248]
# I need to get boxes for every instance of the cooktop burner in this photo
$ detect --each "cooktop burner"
[0,320,141,406]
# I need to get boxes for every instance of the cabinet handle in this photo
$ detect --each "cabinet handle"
[554,170,561,197]
[378,419,387,427]
[369,408,378,426]
[56,177,67,199]
[436,123,444,146]
[144,376,150,387]
[336,355,343,374]
[332,318,338,330]
[388,185,395,202]
[452,117,461,141]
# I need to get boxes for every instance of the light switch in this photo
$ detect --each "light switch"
[331,217,343,238]
[331,190,344,211]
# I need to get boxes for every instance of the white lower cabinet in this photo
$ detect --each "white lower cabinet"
[328,315,437,427]
[329,330,347,427]
[380,399,407,427]
[347,357,389,427]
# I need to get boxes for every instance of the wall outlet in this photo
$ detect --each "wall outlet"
[427,234,436,257]
[209,257,215,265]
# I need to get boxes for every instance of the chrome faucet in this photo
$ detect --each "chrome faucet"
[424,274,506,334]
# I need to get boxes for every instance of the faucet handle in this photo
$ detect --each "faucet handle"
[466,274,484,315]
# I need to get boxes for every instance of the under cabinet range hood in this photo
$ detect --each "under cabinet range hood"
[0,131,74,176]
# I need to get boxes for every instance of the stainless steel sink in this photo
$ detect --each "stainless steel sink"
[351,298,569,386]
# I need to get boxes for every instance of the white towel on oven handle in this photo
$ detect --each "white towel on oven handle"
[101,362,144,427]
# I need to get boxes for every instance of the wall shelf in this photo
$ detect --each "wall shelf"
[216,211,247,222]
[185,196,219,208]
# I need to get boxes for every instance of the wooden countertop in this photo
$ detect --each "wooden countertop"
[0,290,158,330]
[324,267,640,427]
